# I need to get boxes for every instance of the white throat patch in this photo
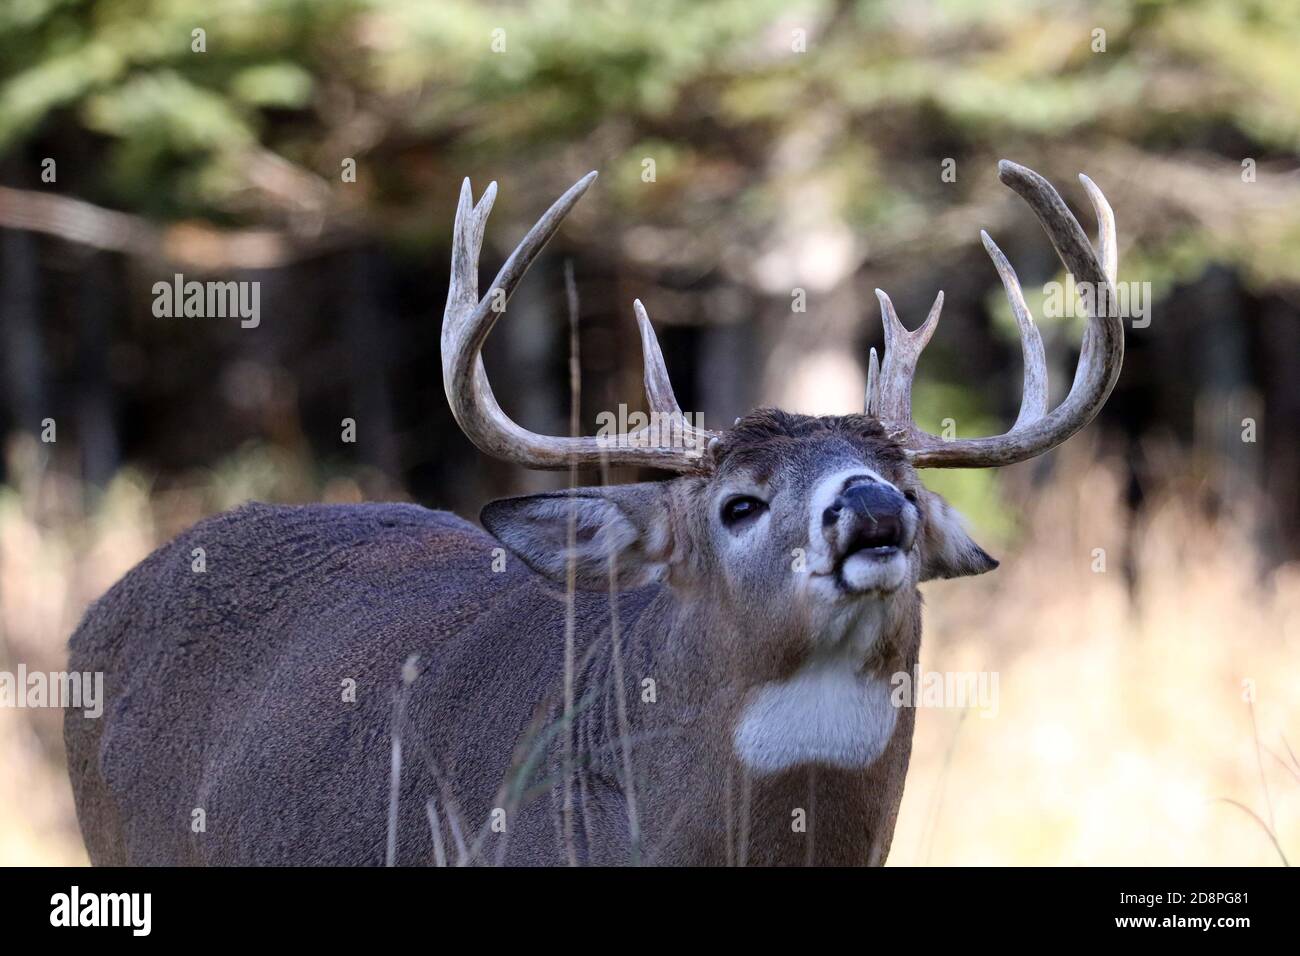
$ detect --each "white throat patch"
[732,662,898,774]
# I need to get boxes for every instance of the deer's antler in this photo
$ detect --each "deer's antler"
[868,160,1123,468]
[442,173,717,472]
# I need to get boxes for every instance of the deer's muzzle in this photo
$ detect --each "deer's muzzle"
[823,479,917,569]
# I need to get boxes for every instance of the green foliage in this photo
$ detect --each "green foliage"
[3,0,1298,237]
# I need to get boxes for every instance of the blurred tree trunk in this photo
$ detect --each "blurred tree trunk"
[1258,295,1299,564]
[75,250,120,488]
[343,247,399,479]
[500,261,565,495]
[760,282,865,415]
[1,229,46,442]
[699,320,754,428]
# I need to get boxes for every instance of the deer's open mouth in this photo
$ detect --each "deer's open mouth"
[839,515,904,563]
[827,514,908,596]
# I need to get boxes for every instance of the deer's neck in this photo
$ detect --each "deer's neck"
[568,588,920,865]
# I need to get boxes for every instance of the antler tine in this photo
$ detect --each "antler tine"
[633,299,684,416]
[864,347,881,416]
[997,160,1121,428]
[1079,173,1116,284]
[444,178,497,328]
[441,174,717,473]
[443,172,596,415]
[876,161,1123,469]
[980,230,1048,431]
[873,289,942,436]
[1068,172,1119,414]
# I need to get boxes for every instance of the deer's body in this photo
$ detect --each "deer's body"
[66,499,914,865]
[66,161,1122,866]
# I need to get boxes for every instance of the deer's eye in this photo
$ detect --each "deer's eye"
[721,495,767,528]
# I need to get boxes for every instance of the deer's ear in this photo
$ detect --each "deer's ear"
[919,490,999,581]
[481,483,675,590]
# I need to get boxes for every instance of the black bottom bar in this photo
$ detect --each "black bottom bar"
[0,866,1288,941]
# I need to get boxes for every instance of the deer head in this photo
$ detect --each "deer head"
[443,161,1121,778]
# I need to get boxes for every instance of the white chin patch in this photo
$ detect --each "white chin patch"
[733,666,899,774]
[840,549,908,594]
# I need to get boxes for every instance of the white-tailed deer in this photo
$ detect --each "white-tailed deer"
[66,161,1121,865]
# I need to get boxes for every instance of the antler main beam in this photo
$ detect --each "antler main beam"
[870,160,1123,468]
[442,173,717,473]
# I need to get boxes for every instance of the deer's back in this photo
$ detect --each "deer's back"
[65,501,614,865]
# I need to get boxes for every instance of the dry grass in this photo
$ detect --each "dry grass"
[894,451,1299,865]
[1,436,1294,866]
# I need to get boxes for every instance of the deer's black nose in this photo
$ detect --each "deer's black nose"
[824,480,911,554]
[823,480,905,527]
